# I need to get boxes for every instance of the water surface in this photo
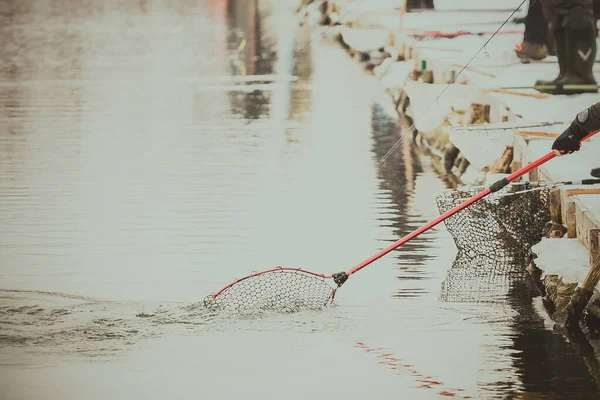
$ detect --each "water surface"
[1,1,600,399]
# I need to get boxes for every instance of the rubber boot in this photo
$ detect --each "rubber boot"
[535,29,567,87]
[538,8,598,95]
[559,25,598,94]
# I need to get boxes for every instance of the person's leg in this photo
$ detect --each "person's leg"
[524,0,550,44]
[564,5,597,85]
[537,0,597,93]
[551,1,596,93]
[535,0,568,82]
[518,0,550,61]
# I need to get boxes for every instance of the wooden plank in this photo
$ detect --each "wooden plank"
[529,166,540,183]
[451,64,496,78]
[590,229,599,268]
[510,160,522,175]
[550,187,562,223]
[560,188,577,238]
[511,134,528,173]
[419,47,463,53]
[572,196,600,250]
[518,131,560,139]
[537,167,553,182]
[484,89,551,99]
[565,188,600,196]
[400,0,408,34]
[401,0,407,16]
[575,203,589,248]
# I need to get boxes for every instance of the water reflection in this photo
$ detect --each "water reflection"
[439,252,536,304]
[504,297,600,398]
[227,0,277,76]
[225,0,273,119]
[370,87,600,396]
[369,102,438,297]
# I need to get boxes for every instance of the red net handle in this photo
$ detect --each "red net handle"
[344,130,599,280]
[211,267,332,299]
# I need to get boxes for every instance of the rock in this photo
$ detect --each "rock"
[329,12,340,25]
[544,274,560,299]
[319,14,331,25]
[457,157,471,176]
[541,221,568,238]
[356,52,370,62]
[387,87,405,109]
[443,144,460,172]
[564,287,595,328]
[374,57,394,77]
[464,103,491,125]
[489,146,513,174]
[383,45,399,62]
[585,299,600,331]
[380,60,414,92]
[526,261,546,296]
[340,27,392,53]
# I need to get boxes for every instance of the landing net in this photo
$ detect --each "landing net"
[203,268,336,314]
[436,184,552,260]
[436,183,552,303]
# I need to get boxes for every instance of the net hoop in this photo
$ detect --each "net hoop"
[203,267,338,313]
[436,183,552,259]
[210,267,333,298]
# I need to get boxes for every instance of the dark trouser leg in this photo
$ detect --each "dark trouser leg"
[525,0,550,44]
[535,0,567,83]
[535,22,567,84]
[517,1,551,61]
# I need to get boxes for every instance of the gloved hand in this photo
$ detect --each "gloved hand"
[552,126,581,155]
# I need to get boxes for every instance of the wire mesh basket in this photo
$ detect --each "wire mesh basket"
[436,184,552,260]
[436,183,552,303]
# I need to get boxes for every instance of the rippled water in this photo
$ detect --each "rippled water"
[2,1,600,399]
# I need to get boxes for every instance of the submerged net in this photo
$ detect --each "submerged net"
[440,251,538,303]
[436,183,552,303]
[203,268,336,314]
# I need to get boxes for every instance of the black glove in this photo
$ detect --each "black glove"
[552,126,581,154]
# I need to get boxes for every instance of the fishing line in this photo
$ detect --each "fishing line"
[288,0,529,215]
[370,0,530,175]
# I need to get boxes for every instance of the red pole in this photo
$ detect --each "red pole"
[344,130,598,279]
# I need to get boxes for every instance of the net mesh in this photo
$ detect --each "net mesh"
[436,183,552,303]
[440,251,538,303]
[436,184,552,260]
[202,185,553,311]
[203,268,336,314]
